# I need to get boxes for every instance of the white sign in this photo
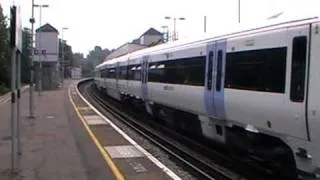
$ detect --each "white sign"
[15,6,23,51]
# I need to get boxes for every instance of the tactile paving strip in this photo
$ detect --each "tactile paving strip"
[104,145,145,158]
[83,115,108,125]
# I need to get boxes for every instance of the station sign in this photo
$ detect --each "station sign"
[10,6,23,51]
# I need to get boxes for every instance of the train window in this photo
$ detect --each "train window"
[126,65,129,79]
[106,69,109,78]
[148,56,206,86]
[207,51,213,90]
[119,66,127,80]
[127,64,138,80]
[127,65,132,80]
[216,50,223,91]
[101,69,108,78]
[150,65,156,69]
[157,64,165,68]
[108,68,116,78]
[134,66,141,81]
[148,63,165,82]
[225,47,287,93]
[116,66,120,79]
[290,36,307,102]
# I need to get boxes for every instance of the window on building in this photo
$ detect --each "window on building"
[225,47,287,93]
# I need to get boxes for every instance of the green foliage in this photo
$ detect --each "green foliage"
[21,28,31,83]
[0,3,10,89]
[86,46,110,67]
[0,83,9,95]
[82,46,110,77]
[59,39,74,78]
[81,59,94,77]
[0,4,31,90]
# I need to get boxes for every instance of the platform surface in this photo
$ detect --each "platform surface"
[0,80,114,180]
[0,80,179,180]
[70,81,179,180]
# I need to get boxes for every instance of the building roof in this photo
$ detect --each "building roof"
[36,23,59,33]
[104,43,146,61]
[103,27,163,62]
[140,27,162,37]
[132,38,141,44]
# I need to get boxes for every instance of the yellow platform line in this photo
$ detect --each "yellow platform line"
[68,85,125,180]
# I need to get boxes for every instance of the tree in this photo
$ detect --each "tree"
[83,46,110,77]
[80,58,94,77]
[59,39,74,78]
[0,3,10,92]
[86,46,110,67]
[20,28,32,83]
[72,52,83,67]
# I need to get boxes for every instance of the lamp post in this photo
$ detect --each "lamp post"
[34,4,49,96]
[204,16,207,33]
[61,27,68,86]
[28,0,35,118]
[238,0,241,23]
[165,16,185,41]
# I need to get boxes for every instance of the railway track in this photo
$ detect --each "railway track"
[78,80,273,180]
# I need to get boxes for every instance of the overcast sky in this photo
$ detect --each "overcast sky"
[2,0,320,56]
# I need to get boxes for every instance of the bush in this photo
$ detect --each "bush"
[0,83,9,95]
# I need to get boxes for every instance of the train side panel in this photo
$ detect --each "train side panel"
[302,22,320,174]
[106,77,119,100]
[148,82,205,115]
[128,80,142,98]
[223,26,309,140]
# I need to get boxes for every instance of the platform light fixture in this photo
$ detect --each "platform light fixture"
[61,27,68,86]
[34,3,49,96]
[164,16,186,41]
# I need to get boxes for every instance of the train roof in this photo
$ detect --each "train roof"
[96,16,320,70]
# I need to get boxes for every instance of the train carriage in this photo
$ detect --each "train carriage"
[94,17,320,179]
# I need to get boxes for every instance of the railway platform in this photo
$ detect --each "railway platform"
[0,80,178,180]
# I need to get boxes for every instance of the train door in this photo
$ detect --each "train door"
[285,25,310,140]
[204,41,227,119]
[125,58,129,93]
[141,56,149,101]
[213,40,227,119]
[204,42,216,117]
[103,67,107,91]
[116,62,120,90]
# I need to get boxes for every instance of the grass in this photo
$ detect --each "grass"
[0,83,9,95]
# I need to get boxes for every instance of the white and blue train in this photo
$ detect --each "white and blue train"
[94,17,320,179]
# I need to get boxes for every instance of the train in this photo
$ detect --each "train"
[94,17,320,179]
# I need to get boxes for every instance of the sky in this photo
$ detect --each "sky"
[1,0,320,56]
